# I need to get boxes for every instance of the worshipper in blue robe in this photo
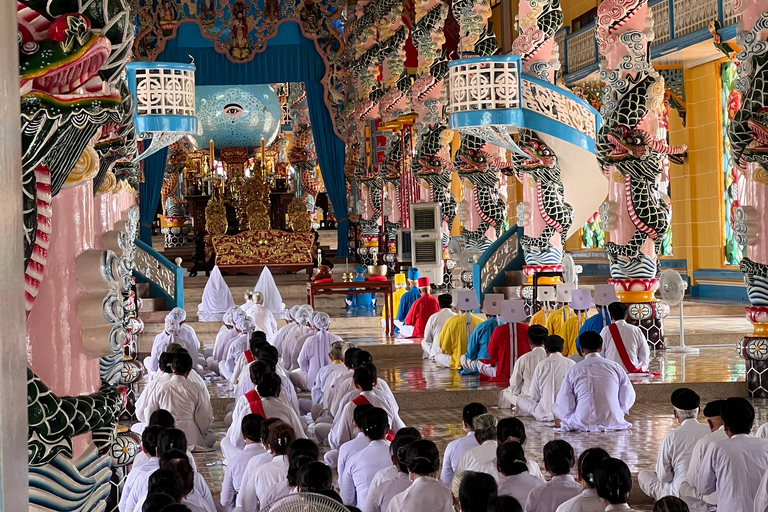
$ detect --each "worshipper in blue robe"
[576,306,611,355]
[459,316,498,375]
[395,268,420,322]
[346,267,374,309]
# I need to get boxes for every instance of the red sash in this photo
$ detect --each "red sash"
[352,394,394,441]
[608,324,645,374]
[245,390,266,418]
[244,350,254,363]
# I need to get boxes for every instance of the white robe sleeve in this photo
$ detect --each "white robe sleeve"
[755,469,768,512]
[528,363,544,403]
[239,473,258,511]
[329,403,354,450]
[554,371,576,420]
[617,367,636,413]
[194,383,214,433]
[694,444,719,497]
[656,433,674,485]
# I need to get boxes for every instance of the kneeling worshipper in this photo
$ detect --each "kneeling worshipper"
[638,388,709,501]
[554,331,636,432]
[544,285,587,358]
[346,267,375,310]
[197,265,235,323]
[382,273,407,331]
[281,304,315,372]
[480,300,531,389]
[403,277,440,338]
[230,331,269,394]
[441,403,487,484]
[221,311,255,382]
[460,294,504,375]
[143,352,215,451]
[679,400,727,510]
[516,334,575,422]
[245,290,278,338]
[146,307,203,377]
[311,341,350,407]
[500,322,547,408]
[273,305,301,357]
[576,284,618,356]
[421,294,457,360]
[436,290,484,369]
[600,301,650,374]
[254,265,285,318]
[208,306,239,373]
[394,268,420,336]
[220,413,266,512]
[295,312,342,392]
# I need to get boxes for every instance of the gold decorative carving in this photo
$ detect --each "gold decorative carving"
[96,169,117,195]
[205,197,228,260]
[212,230,314,267]
[241,162,271,231]
[65,146,99,188]
[288,197,312,232]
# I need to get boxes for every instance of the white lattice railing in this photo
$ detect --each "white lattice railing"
[673,0,718,37]
[651,0,671,46]
[722,0,742,27]
[554,29,567,70]
[447,58,521,114]
[566,25,596,74]
[134,66,196,117]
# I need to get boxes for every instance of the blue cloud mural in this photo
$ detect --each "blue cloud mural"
[195,84,282,148]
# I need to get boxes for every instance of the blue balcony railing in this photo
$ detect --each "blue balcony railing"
[562,0,741,83]
[133,238,185,309]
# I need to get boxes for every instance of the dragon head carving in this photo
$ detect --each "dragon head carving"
[512,130,559,180]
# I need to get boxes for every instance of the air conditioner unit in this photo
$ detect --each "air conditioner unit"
[396,229,412,262]
[410,202,443,283]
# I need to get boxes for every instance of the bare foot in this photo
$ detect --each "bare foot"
[554,419,561,428]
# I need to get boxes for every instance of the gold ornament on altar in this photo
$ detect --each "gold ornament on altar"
[205,197,228,259]
[287,197,312,232]
[241,160,271,230]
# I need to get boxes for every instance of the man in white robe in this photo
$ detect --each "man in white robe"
[455,413,498,473]
[441,403,486,484]
[694,397,768,512]
[280,304,314,372]
[516,335,575,422]
[639,388,710,500]
[197,265,235,322]
[254,266,285,318]
[502,325,548,408]
[143,352,215,451]
[599,301,650,373]
[679,400,727,510]
[554,331,636,432]
[311,341,349,406]
[421,294,456,360]
[294,312,341,392]
[245,291,278,337]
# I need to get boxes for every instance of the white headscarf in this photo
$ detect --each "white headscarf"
[295,305,313,326]
[198,266,236,322]
[289,305,302,322]
[165,308,186,333]
[311,311,331,331]
[223,306,238,327]
[254,266,284,316]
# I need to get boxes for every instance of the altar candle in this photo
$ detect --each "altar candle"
[261,138,265,164]
[209,139,214,172]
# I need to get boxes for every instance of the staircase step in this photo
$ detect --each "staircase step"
[136,283,152,298]
[140,297,168,312]
[504,270,524,286]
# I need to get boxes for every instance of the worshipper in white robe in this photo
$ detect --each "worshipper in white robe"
[639,388,709,500]
[143,352,215,451]
[131,411,198,471]
[421,294,456,359]
[246,291,278,337]
[329,364,404,450]
[145,308,203,377]
[555,447,610,512]
[516,335,575,421]
[118,426,163,512]
[525,440,582,512]
[477,417,544,482]
[456,413,498,474]
[329,360,398,421]
[458,472,499,512]
[327,403,371,472]
[386,440,452,512]
[161,453,217,512]
[254,266,285,318]
[694,397,768,512]
[260,439,318,508]
[365,432,421,512]
[593,458,640,512]
[340,407,393,507]
[273,305,301,357]
[209,307,239,372]
[231,344,300,416]
[554,331,636,432]
[502,325,548,408]
[295,312,342,392]
[494,442,545,508]
[221,414,267,512]
[221,313,255,382]
[133,353,175,434]
[258,373,307,438]
[599,302,650,374]
[311,341,348,406]
[197,265,235,322]
[239,421,296,512]
[281,304,315,372]
[679,400,727,510]
[441,403,486,484]
[230,332,269,395]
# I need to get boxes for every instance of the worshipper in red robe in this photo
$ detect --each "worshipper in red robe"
[403,277,440,338]
[482,321,530,382]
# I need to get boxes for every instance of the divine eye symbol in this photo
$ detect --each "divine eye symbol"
[223,103,244,117]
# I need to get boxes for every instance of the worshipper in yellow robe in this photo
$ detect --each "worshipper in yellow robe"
[436,291,484,370]
[546,306,587,357]
[382,273,407,326]
[529,307,550,327]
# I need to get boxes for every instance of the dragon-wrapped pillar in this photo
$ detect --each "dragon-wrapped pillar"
[508,0,572,301]
[730,0,768,396]
[160,138,195,248]
[595,0,687,349]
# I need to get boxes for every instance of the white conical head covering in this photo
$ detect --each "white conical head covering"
[254,266,284,316]
[312,311,331,331]
[198,266,236,322]
[295,305,313,325]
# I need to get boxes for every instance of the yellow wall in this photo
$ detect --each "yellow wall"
[561,0,598,33]
[670,61,727,275]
